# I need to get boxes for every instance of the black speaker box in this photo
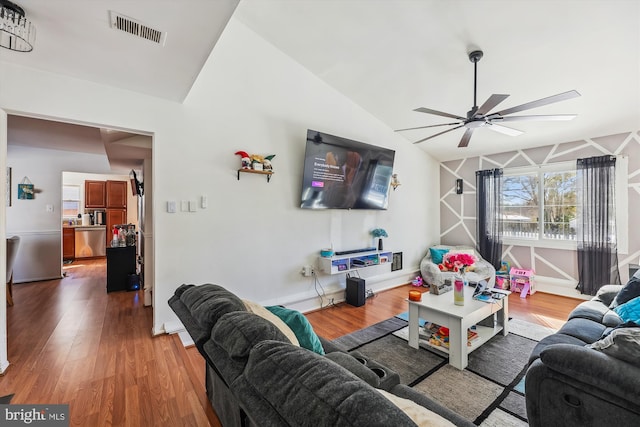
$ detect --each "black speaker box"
[346,277,366,307]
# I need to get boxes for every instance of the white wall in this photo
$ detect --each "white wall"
[0,17,441,335]
[6,146,127,282]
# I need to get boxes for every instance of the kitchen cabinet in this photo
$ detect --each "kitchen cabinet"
[105,208,126,245]
[106,180,127,208]
[85,180,106,208]
[63,227,75,259]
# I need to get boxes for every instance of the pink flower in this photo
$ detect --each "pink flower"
[444,253,476,270]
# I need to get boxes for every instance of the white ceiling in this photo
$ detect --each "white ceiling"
[2,0,639,162]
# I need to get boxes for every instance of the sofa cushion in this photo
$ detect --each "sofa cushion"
[212,311,293,360]
[180,284,246,331]
[243,300,300,346]
[569,300,622,327]
[266,305,324,354]
[377,389,455,427]
[614,296,640,323]
[429,247,450,264]
[529,332,590,364]
[611,275,640,309]
[587,327,640,367]
[243,340,417,426]
[557,317,607,344]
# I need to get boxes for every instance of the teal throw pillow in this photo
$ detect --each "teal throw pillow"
[613,296,640,323]
[429,247,450,264]
[266,306,325,355]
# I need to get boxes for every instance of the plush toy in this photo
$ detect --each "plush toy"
[235,151,251,169]
[411,276,423,287]
[250,154,265,171]
[263,154,275,171]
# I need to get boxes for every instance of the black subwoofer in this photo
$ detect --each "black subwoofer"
[346,277,366,307]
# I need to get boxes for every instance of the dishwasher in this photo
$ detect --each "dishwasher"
[74,226,106,258]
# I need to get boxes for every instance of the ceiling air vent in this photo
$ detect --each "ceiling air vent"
[109,11,166,46]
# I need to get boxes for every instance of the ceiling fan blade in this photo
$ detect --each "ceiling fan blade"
[458,128,474,148]
[493,90,581,116]
[476,94,509,116]
[493,114,577,122]
[413,124,465,144]
[395,122,461,132]
[414,107,466,121]
[486,123,523,136]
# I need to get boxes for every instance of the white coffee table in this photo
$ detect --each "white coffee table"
[407,285,509,370]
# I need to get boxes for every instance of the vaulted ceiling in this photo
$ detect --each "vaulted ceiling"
[2,0,639,162]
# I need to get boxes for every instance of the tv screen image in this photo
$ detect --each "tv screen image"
[300,130,395,210]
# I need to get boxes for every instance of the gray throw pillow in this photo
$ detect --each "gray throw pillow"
[587,327,640,366]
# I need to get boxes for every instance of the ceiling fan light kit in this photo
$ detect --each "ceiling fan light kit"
[0,0,35,52]
[397,49,580,147]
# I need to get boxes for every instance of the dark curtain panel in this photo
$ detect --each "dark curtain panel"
[576,155,620,295]
[476,168,503,269]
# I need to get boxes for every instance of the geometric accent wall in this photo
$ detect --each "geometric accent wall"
[440,131,640,298]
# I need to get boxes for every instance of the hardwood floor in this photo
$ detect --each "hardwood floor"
[305,284,582,339]
[1,259,217,427]
[1,261,582,426]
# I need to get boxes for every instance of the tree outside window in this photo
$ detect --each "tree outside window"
[502,167,576,242]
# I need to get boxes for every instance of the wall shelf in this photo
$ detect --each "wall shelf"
[318,250,393,275]
[237,169,273,182]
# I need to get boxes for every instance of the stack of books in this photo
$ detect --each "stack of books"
[422,322,479,348]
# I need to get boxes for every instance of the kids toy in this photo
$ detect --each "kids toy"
[235,151,251,169]
[263,154,276,171]
[411,276,423,287]
[250,154,265,170]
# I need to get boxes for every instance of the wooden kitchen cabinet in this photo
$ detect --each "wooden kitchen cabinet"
[106,180,127,208]
[63,227,75,259]
[105,209,127,245]
[85,180,106,208]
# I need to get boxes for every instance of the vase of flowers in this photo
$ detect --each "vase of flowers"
[370,228,388,251]
[444,253,476,306]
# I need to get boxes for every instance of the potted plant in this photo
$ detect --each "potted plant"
[371,228,388,251]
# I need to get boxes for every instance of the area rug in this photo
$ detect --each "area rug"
[332,315,556,426]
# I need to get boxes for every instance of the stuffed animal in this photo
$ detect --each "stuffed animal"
[235,151,251,169]
[250,154,265,170]
[263,154,275,171]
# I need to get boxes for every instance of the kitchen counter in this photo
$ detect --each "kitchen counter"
[64,224,106,229]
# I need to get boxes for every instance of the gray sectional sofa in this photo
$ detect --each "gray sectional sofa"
[169,283,474,427]
[525,283,640,427]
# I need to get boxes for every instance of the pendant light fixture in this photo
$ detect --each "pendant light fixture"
[0,0,35,52]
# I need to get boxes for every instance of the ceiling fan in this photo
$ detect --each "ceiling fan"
[396,50,581,147]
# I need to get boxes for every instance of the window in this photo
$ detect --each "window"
[62,185,80,219]
[502,163,577,244]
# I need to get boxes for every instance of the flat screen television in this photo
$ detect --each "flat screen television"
[300,129,395,210]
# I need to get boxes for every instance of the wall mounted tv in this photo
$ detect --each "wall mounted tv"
[300,129,395,210]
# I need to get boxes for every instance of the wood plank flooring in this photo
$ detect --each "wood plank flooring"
[0,260,582,426]
[305,284,582,340]
[0,259,217,427]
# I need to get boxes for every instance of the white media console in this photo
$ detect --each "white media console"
[318,250,393,275]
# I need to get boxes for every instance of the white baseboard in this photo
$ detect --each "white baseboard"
[0,359,9,375]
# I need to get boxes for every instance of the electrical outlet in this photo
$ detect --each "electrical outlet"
[302,265,313,277]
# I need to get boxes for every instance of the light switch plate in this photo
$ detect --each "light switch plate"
[201,195,208,209]
[181,200,188,212]
[167,201,177,213]
[189,200,197,212]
